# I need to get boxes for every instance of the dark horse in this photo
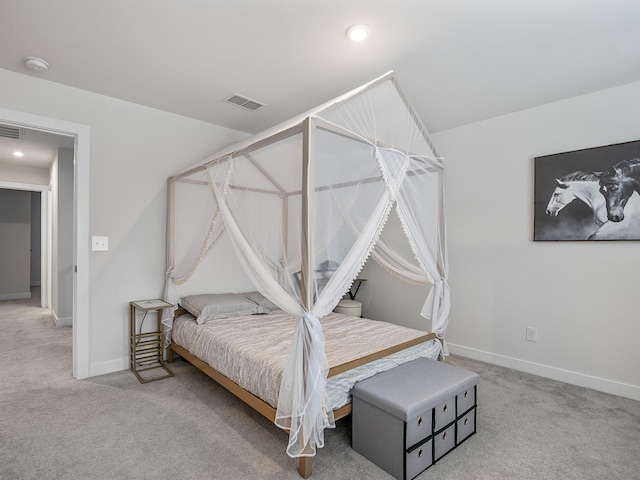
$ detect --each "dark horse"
[599,158,640,222]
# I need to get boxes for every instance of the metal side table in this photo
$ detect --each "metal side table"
[129,299,174,383]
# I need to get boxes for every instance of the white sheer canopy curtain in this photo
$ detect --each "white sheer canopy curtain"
[162,71,450,460]
[394,155,450,350]
[162,168,226,340]
[322,75,450,348]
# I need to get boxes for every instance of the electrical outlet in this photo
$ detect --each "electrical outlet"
[526,326,538,342]
[92,236,109,252]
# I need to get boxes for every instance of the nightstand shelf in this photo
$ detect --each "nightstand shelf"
[129,299,174,384]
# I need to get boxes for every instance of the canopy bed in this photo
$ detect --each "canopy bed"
[162,71,450,477]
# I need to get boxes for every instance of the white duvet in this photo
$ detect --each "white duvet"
[172,310,441,410]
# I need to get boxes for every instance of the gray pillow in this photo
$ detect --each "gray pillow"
[244,291,280,314]
[180,293,259,324]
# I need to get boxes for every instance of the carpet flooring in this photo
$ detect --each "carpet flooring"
[1,290,639,479]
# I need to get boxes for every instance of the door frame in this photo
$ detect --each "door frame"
[0,107,90,379]
[0,181,50,308]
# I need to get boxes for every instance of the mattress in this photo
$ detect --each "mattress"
[172,310,442,410]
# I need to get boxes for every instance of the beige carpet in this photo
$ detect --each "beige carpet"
[1,289,639,479]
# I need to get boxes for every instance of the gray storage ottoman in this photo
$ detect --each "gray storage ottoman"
[350,357,479,480]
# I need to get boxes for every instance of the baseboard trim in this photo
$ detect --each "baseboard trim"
[447,343,640,402]
[0,292,31,300]
[89,357,129,378]
[52,311,72,327]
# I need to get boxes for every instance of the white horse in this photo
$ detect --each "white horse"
[545,171,640,239]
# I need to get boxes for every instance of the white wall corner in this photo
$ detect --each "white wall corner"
[89,357,129,378]
[52,310,72,327]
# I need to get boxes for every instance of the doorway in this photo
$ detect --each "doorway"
[0,107,90,379]
[0,187,49,307]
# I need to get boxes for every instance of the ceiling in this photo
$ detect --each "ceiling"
[0,126,74,169]
[1,0,640,168]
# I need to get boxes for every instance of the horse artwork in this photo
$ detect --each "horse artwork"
[543,170,640,240]
[598,158,640,223]
[545,171,607,225]
[534,139,640,241]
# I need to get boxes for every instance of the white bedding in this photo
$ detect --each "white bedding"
[172,310,441,410]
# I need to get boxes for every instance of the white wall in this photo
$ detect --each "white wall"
[0,189,31,299]
[421,81,640,400]
[176,233,255,297]
[0,68,249,375]
[0,163,50,185]
[30,191,41,285]
[50,148,74,324]
[359,214,434,332]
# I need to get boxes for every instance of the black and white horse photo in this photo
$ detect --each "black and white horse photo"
[534,140,640,241]
[598,158,640,223]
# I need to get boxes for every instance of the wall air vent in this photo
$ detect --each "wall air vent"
[226,93,265,111]
[0,124,24,140]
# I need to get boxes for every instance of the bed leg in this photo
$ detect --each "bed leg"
[166,346,174,363]
[298,457,312,478]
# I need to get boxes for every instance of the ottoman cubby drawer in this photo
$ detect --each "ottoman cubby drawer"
[406,409,433,448]
[434,423,456,460]
[406,438,433,480]
[457,385,476,414]
[457,408,476,445]
[434,397,456,431]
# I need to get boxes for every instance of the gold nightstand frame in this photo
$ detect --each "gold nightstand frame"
[129,299,174,383]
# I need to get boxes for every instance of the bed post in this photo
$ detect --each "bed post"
[298,457,312,478]
[297,117,316,478]
[300,116,315,310]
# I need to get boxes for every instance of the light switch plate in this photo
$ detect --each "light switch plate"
[92,236,109,251]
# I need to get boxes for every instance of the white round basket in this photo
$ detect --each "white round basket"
[333,299,362,317]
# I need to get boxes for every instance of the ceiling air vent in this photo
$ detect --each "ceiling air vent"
[0,124,24,140]
[225,93,265,111]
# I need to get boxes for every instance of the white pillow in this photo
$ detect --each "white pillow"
[180,293,259,324]
[243,291,280,314]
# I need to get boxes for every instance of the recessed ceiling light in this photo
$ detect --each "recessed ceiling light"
[24,56,49,72]
[346,24,370,42]
[13,151,24,157]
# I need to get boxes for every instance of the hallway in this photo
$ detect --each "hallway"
[0,287,72,390]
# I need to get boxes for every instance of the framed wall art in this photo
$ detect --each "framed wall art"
[534,139,640,241]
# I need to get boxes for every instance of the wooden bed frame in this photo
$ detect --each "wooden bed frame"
[166,308,437,478]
